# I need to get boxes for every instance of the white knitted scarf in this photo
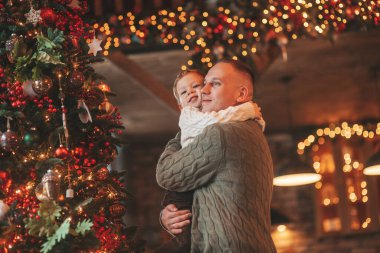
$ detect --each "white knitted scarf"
[179,101,265,148]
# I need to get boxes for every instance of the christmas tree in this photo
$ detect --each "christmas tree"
[0,0,143,252]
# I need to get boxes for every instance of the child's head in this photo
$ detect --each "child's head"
[173,69,205,109]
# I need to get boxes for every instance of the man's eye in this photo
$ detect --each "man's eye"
[180,91,186,95]
[193,84,201,88]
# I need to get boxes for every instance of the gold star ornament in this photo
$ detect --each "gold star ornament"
[25,7,41,26]
[87,37,102,56]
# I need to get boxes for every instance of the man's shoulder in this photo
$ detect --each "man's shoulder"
[200,120,262,139]
[214,119,260,130]
[213,120,264,139]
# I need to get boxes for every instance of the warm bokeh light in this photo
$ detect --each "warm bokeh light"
[273,173,321,187]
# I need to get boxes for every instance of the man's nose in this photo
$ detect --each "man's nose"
[201,83,211,94]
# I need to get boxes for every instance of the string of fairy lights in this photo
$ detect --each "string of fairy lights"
[90,0,380,69]
[297,121,379,231]
[297,122,380,155]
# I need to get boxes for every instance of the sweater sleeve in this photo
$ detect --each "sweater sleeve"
[156,124,224,192]
[160,132,182,157]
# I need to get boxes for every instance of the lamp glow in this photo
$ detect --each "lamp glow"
[274,173,321,186]
[364,150,380,176]
[277,225,287,232]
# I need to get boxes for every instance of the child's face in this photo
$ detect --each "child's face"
[176,72,204,108]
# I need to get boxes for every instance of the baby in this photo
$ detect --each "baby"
[155,69,265,253]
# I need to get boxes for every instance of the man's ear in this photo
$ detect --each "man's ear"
[236,86,249,103]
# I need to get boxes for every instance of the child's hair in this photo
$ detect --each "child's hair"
[173,69,205,104]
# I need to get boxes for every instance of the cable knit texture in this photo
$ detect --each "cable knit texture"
[179,102,265,148]
[156,120,277,253]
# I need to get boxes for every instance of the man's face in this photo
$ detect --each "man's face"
[201,63,241,112]
[176,72,204,108]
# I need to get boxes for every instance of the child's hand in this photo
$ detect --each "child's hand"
[161,204,191,235]
[195,89,202,109]
[251,102,262,119]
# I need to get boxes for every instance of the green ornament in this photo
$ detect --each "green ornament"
[23,129,40,147]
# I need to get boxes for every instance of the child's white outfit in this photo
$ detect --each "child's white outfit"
[179,101,266,148]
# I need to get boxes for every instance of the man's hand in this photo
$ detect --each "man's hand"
[161,204,191,235]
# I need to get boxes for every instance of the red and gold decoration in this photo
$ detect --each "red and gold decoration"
[68,70,85,90]
[0,0,141,252]
[109,201,127,220]
[31,76,53,96]
[95,166,110,181]
[92,0,380,70]
[54,144,69,159]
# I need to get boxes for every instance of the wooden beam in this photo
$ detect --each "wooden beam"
[108,50,180,114]
[94,0,102,16]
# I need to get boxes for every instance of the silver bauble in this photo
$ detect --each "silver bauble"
[0,130,19,151]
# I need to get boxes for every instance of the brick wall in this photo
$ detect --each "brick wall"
[120,140,172,252]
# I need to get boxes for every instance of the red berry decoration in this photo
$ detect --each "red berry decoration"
[55,145,69,159]
[72,146,86,159]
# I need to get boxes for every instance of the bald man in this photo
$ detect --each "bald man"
[156,59,276,253]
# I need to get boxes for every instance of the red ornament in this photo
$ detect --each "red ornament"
[95,166,110,181]
[109,201,126,218]
[55,145,69,159]
[0,171,8,180]
[70,36,79,48]
[40,7,57,24]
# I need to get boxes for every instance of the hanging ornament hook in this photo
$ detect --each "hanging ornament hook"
[58,73,69,149]
[5,116,13,131]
